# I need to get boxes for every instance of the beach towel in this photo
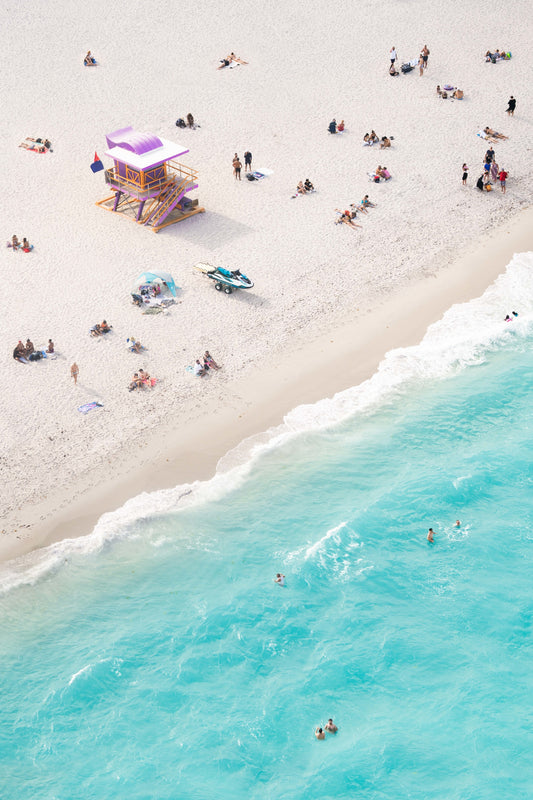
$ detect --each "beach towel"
[252,168,273,179]
[78,401,103,414]
[142,306,164,314]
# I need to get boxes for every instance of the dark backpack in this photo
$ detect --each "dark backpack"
[175,118,186,128]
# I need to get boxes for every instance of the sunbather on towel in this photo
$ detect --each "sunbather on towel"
[19,137,51,152]
[484,126,508,140]
[361,195,376,208]
[334,210,362,230]
[218,52,248,69]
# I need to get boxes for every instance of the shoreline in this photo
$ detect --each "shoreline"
[2,206,531,568]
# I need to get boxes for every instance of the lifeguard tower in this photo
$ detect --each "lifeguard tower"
[96,126,204,232]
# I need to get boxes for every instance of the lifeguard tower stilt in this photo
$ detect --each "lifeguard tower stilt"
[96,126,204,232]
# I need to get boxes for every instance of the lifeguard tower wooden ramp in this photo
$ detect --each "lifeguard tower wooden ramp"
[96,126,204,232]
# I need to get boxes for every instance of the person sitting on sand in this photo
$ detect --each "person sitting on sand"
[11,235,20,250]
[204,351,220,370]
[452,88,464,99]
[337,119,345,132]
[296,181,307,195]
[389,62,399,76]
[351,202,368,215]
[436,84,442,96]
[218,52,248,69]
[380,166,391,180]
[128,337,144,354]
[194,359,207,377]
[22,237,32,252]
[100,320,112,333]
[25,338,34,357]
[47,339,54,354]
[138,368,152,386]
[380,136,391,149]
[485,50,494,62]
[315,727,325,740]
[128,373,141,391]
[304,178,315,192]
[325,719,338,733]
[13,341,28,363]
[328,119,337,134]
[187,113,195,129]
[84,51,97,66]
[369,130,379,144]
[361,195,376,208]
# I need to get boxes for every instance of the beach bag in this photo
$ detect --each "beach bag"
[401,63,413,73]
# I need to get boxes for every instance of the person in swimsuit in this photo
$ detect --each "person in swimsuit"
[84,51,97,66]
[244,151,252,172]
[47,339,54,353]
[71,363,79,385]
[325,719,338,733]
[275,573,285,586]
[233,156,242,180]
[315,727,325,740]
[422,44,429,68]
[462,163,468,185]
[427,528,435,542]
[11,235,20,250]
[187,113,195,128]
[204,351,220,370]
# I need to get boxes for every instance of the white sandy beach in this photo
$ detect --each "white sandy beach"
[1,0,532,564]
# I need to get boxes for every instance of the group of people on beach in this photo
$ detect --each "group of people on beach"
[485,49,511,63]
[13,338,54,364]
[128,369,154,391]
[90,320,113,337]
[328,119,345,134]
[363,131,392,148]
[176,113,197,129]
[292,178,315,198]
[193,351,220,376]
[9,235,32,252]
[233,151,252,179]
[335,196,376,230]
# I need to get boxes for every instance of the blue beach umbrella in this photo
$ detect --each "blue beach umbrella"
[132,271,178,297]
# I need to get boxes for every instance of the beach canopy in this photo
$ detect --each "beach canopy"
[132,270,177,296]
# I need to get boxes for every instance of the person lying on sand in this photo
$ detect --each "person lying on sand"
[218,52,248,69]
[484,126,508,140]
[334,210,362,230]
[350,202,368,215]
[19,137,52,153]
[90,324,102,337]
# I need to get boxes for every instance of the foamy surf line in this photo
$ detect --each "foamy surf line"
[1,252,531,594]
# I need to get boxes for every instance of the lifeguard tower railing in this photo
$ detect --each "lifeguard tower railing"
[104,160,198,200]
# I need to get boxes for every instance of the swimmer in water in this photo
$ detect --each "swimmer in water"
[427,528,435,542]
[315,727,325,740]
[275,573,285,586]
[455,520,461,527]
[325,719,338,733]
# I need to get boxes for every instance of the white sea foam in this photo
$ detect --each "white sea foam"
[1,252,532,593]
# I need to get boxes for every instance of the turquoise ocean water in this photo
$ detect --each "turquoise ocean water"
[1,253,532,800]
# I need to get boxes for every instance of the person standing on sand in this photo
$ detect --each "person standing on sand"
[418,55,424,76]
[422,44,430,68]
[390,46,397,65]
[506,96,516,116]
[233,154,242,180]
[71,363,79,385]
[462,163,469,185]
[498,168,507,193]
[244,150,252,172]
